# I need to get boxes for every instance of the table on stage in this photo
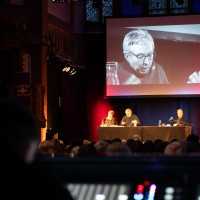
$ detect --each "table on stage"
[98,126,191,142]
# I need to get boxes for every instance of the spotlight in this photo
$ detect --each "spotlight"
[62,63,71,72]
[61,63,76,75]
[69,68,76,75]
[62,66,71,72]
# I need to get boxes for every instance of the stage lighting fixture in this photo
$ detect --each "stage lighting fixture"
[61,63,76,75]
[62,63,71,72]
[69,68,76,75]
[62,66,71,72]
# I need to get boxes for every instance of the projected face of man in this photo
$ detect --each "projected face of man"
[125,43,154,75]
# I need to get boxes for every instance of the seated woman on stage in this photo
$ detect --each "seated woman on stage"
[100,110,118,126]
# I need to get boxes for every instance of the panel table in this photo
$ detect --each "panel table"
[98,126,142,141]
[142,126,191,142]
[98,126,191,142]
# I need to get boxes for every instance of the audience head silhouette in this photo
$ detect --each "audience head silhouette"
[0,99,40,163]
[0,99,74,200]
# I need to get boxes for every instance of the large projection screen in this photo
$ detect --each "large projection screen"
[106,15,200,97]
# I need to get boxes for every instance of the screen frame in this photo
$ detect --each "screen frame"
[104,13,200,99]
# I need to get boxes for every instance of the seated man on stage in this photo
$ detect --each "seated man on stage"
[170,109,187,127]
[121,108,140,126]
[100,110,118,126]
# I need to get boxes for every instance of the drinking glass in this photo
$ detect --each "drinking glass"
[106,62,119,85]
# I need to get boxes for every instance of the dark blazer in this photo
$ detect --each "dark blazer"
[171,116,187,126]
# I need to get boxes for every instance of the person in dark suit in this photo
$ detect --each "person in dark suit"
[171,108,187,126]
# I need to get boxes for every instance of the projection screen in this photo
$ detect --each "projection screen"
[105,15,200,97]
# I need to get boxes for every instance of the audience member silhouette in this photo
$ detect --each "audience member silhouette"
[67,138,84,153]
[143,140,154,153]
[0,99,74,200]
[50,138,66,156]
[127,139,143,153]
[153,139,169,153]
[94,141,109,155]
[111,138,122,143]
[77,144,96,157]
[180,140,193,152]
[105,141,131,155]
[37,140,55,157]
[187,134,199,143]
[132,134,142,141]
[164,141,182,155]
